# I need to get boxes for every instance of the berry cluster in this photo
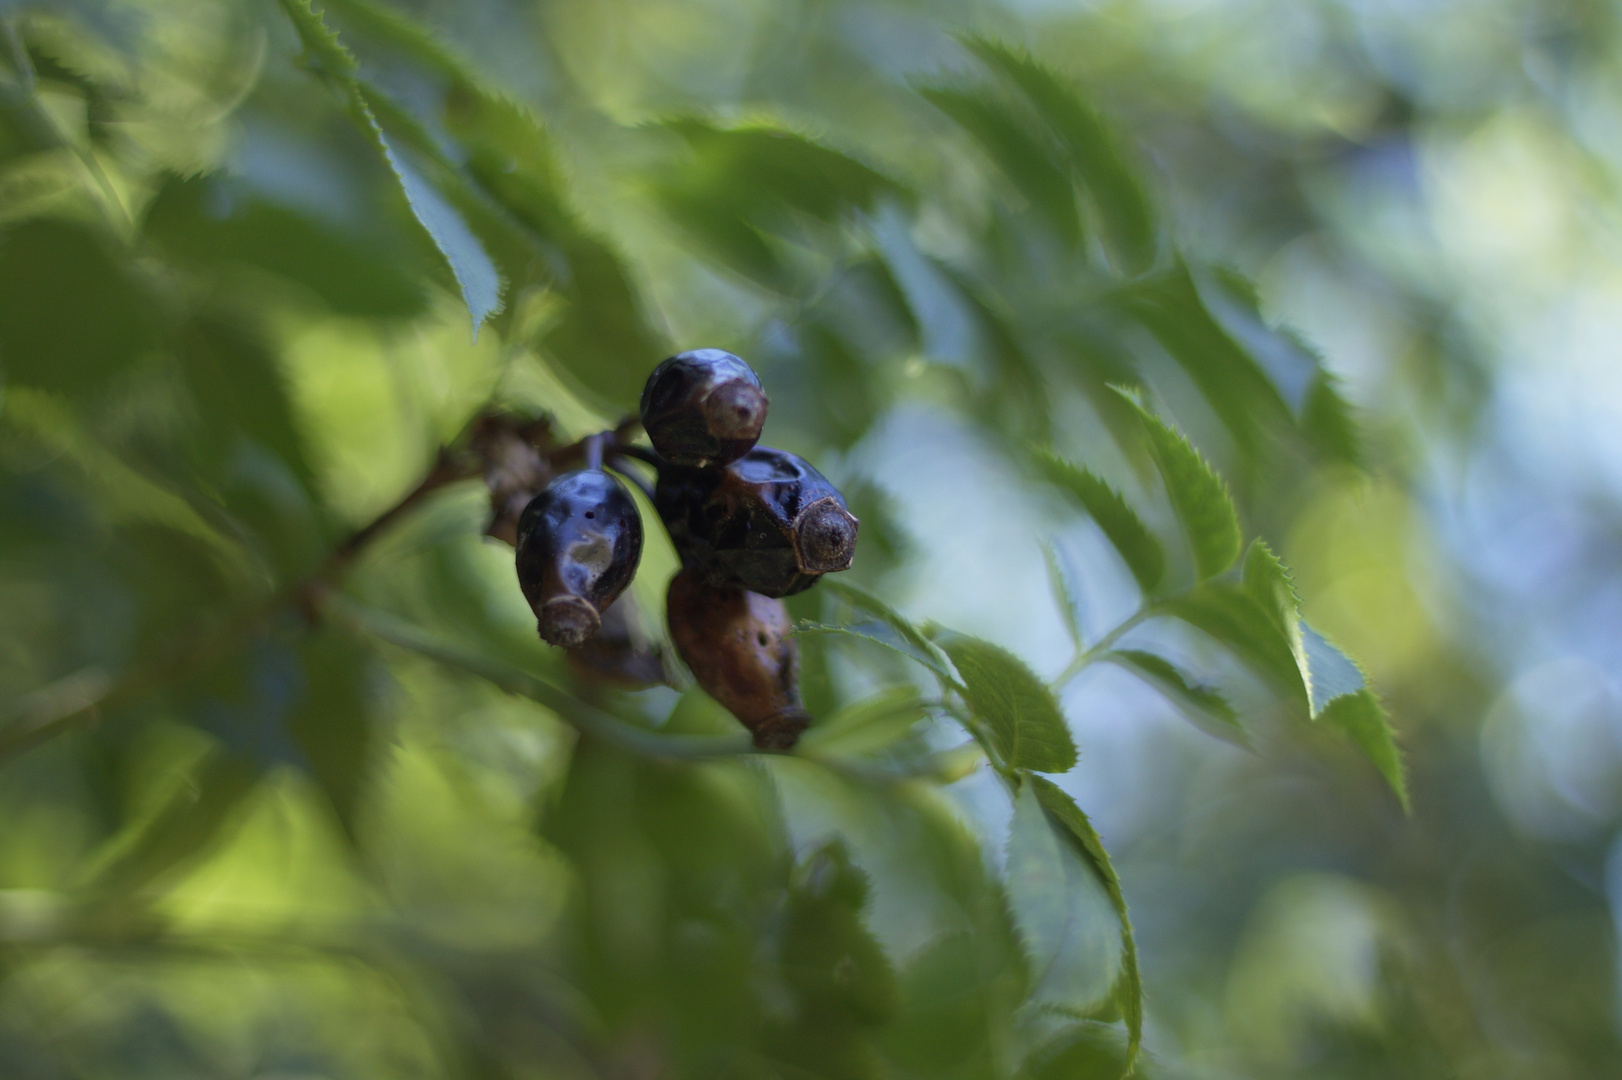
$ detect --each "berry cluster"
[507,350,859,749]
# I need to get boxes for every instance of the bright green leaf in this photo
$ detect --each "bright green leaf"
[819,578,958,686]
[1034,449,1165,593]
[1118,389,1241,580]
[940,636,1076,773]
[799,687,929,757]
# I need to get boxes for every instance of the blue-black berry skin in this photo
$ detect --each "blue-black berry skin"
[640,349,768,468]
[654,446,858,598]
[516,470,644,646]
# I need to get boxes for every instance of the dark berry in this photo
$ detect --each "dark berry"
[565,596,670,688]
[640,349,768,468]
[666,569,810,750]
[654,446,859,598]
[515,469,644,647]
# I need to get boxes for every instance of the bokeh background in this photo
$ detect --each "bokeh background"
[2,0,1619,1077]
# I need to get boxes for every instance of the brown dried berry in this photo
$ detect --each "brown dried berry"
[666,568,810,750]
[654,446,859,598]
[470,411,554,546]
[640,349,768,468]
[515,469,644,647]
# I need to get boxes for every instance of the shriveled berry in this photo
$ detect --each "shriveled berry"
[516,469,643,647]
[666,568,809,750]
[470,411,553,547]
[640,349,768,468]
[566,596,670,688]
[655,446,859,598]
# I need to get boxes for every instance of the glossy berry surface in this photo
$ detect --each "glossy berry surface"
[666,569,809,750]
[655,445,859,598]
[639,349,768,468]
[515,469,644,647]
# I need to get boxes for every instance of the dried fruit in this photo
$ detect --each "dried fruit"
[565,596,670,688]
[470,411,554,546]
[666,568,810,749]
[655,446,859,597]
[515,469,644,647]
[640,349,768,468]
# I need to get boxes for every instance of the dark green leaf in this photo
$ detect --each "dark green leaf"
[142,175,427,318]
[940,636,1076,773]
[781,840,898,1023]
[356,91,503,334]
[1006,781,1122,1012]
[1118,389,1241,580]
[918,84,1081,248]
[963,37,1156,273]
[1027,776,1142,1075]
[287,629,375,840]
[0,218,158,400]
[1319,688,1409,812]
[1106,649,1244,745]
[1034,449,1165,593]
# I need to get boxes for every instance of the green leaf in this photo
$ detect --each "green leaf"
[1161,584,1306,707]
[86,752,260,900]
[1119,263,1294,460]
[918,84,1082,248]
[355,91,503,334]
[781,840,898,1024]
[819,578,958,687]
[0,218,159,400]
[1006,782,1122,1013]
[1041,538,1085,653]
[287,630,375,840]
[1299,620,1365,714]
[1106,649,1244,746]
[940,636,1076,773]
[1319,687,1409,812]
[277,0,358,78]
[1034,450,1165,593]
[1027,776,1142,1075]
[798,687,928,757]
[1117,389,1241,581]
[963,37,1156,273]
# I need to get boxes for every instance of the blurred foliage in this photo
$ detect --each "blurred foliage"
[1,0,1618,1078]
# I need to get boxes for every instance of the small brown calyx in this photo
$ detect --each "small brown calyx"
[793,498,859,574]
[702,379,769,442]
[537,594,601,648]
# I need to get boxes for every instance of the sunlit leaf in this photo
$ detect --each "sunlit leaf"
[1034,449,1165,593]
[1160,583,1305,707]
[1118,389,1240,581]
[940,635,1076,773]
[86,751,259,900]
